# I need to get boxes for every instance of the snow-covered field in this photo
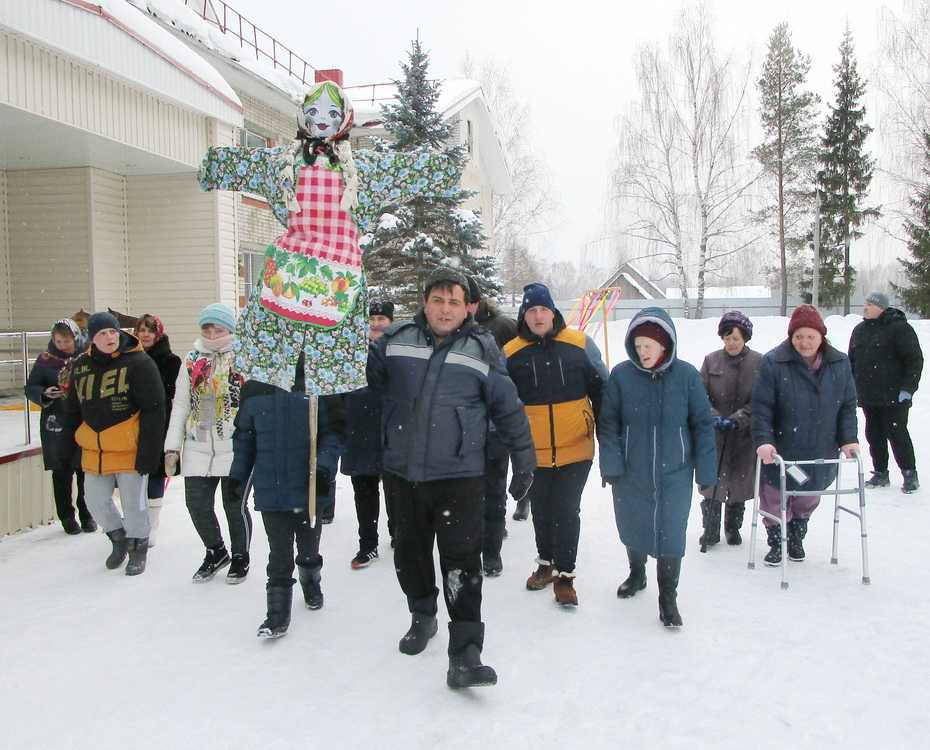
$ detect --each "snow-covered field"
[2,313,928,750]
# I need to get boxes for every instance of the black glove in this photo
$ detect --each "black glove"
[508,471,534,502]
[602,475,621,487]
[315,467,332,496]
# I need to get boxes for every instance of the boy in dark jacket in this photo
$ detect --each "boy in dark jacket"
[231,356,345,639]
[849,291,923,492]
[63,312,166,576]
[341,299,396,569]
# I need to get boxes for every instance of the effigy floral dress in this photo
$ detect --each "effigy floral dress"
[199,145,460,394]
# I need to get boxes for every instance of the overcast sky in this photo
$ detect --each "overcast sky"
[229,0,908,273]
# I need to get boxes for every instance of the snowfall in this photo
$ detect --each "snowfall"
[1,313,928,750]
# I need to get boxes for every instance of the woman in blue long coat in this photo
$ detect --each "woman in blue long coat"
[599,308,717,627]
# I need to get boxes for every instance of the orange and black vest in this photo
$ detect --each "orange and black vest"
[504,324,604,468]
[65,333,166,475]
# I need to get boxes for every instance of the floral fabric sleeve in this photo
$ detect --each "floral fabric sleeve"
[199,146,297,228]
[353,147,462,232]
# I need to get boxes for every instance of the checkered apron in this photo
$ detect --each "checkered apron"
[259,163,362,328]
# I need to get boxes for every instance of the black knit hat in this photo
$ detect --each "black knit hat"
[424,266,469,300]
[369,299,395,321]
[87,311,120,341]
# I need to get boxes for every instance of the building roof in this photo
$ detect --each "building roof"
[600,262,666,300]
[1,0,243,126]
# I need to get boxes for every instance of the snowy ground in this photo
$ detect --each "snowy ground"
[1,314,929,749]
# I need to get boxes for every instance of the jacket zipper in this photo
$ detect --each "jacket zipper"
[97,430,103,474]
[548,402,557,467]
[679,427,685,463]
[558,356,565,385]
[624,425,630,467]
[531,358,539,388]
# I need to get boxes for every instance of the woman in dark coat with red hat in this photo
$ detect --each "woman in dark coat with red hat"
[698,311,762,549]
[752,304,859,565]
[599,307,717,628]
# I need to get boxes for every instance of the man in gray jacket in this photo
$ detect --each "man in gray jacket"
[367,267,535,689]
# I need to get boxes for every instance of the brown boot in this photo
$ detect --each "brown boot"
[553,575,578,606]
[526,562,556,590]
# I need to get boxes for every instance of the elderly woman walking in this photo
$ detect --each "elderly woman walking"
[599,308,717,627]
[752,305,859,565]
[698,311,763,550]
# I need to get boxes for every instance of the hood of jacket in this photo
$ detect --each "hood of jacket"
[624,307,677,374]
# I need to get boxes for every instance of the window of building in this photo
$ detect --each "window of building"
[239,246,266,308]
[240,128,270,149]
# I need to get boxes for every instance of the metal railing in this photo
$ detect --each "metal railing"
[0,331,47,446]
[183,0,316,85]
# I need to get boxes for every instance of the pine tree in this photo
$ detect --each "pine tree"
[894,130,930,316]
[806,28,879,313]
[752,23,820,315]
[363,38,500,310]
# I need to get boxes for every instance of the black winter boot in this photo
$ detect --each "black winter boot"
[61,517,81,535]
[864,470,890,488]
[657,557,683,628]
[512,497,530,521]
[79,513,97,533]
[902,470,920,494]
[482,520,506,577]
[724,503,745,546]
[398,613,438,655]
[617,547,648,598]
[699,500,722,552]
[105,528,129,570]
[125,538,149,576]
[257,586,292,639]
[786,518,808,562]
[763,524,782,566]
[297,563,323,609]
[447,622,497,689]
[226,553,250,584]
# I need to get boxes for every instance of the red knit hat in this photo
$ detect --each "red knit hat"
[788,304,827,338]
[631,321,672,351]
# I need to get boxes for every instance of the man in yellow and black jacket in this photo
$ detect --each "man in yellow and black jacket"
[503,283,607,607]
[63,312,165,576]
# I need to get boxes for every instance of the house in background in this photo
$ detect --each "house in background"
[347,80,512,254]
[599,262,667,300]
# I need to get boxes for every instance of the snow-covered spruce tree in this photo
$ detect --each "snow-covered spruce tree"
[894,131,930,316]
[752,22,820,315]
[802,28,879,312]
[362,38,500,310]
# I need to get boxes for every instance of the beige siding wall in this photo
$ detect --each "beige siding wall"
[7,169,92,330]
[212,122,239,313]
[0,451,55,536]
[88,168,128,312]
[0,31,208,168]
[127,174,218,348]
[240,93,294,144]
[0,170,10,328]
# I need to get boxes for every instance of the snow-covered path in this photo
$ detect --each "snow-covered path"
[2,314,928,749]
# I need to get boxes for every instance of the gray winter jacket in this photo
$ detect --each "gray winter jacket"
[367,311,536,483]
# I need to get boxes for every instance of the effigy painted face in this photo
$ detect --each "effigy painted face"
[302,86,344,140]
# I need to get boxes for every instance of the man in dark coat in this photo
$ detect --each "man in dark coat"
[598,307,717,628]
[368,267,535,689]
[849,291,923,493]
[465,275,521,576]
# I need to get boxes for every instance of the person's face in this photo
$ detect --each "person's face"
[862,301,883,320]
[201,324,229,340]
[136,323,157,350]
[424,285,468,339]
[53,332,75,355]
[302,89,343,139]
[722,328,745,356]
[368,314,392,341]
[93,328,120,354]
[791,327,823,360]
[525,306,555,337]
[635,336,665,369]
